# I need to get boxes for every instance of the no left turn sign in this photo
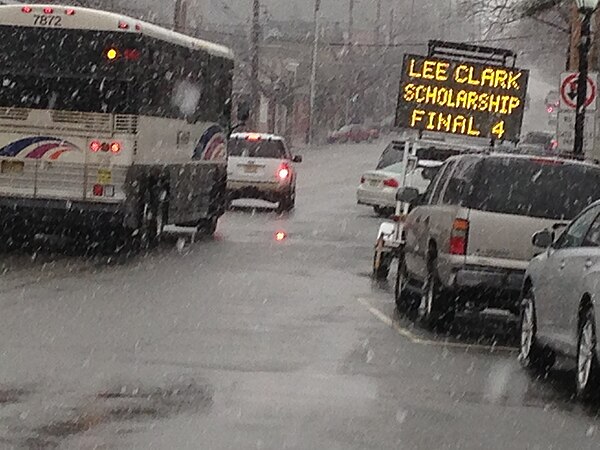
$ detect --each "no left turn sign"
[560,72,598,110]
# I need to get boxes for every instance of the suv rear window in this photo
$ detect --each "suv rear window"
[469,158,600,220]
[415,147,462,161]
[229,139,286,158]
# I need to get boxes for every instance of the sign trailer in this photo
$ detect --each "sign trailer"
[395,41,529,142]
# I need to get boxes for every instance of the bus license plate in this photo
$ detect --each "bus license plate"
[97,168,112,184]
[1,160,24,174]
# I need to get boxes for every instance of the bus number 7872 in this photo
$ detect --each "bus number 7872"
[33,15,62,27]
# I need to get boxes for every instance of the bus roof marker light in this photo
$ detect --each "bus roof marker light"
[43,7,54,14]
[65,8,76,15]
[118,21,130,30]
[135,24,142,31]
[21,6,32,13]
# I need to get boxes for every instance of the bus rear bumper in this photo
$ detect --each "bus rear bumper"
[0,196,129,231]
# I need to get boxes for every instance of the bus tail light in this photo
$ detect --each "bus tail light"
[21,6,32,13]
[93,185,115,197]
[90,140,101,152]
[90,140,122,155]
[449,219,469,255]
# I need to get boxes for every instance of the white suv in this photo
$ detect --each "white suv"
[396,153,600,328]
[227,133,302,211]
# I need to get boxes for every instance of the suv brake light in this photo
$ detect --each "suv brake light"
[450,218,469,255]
[278,163,290,180]
[246,133,262,142]
[383,178,399,188]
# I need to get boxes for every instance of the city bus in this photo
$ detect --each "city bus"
[0,4,234,249]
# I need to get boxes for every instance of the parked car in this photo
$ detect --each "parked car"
[327,124,377,144]
[520,199,600,399]
[519,131,558,155]
[358,140,467,216]
[227,132,302,211]
[395,153,600,329]
[357,159,442,216]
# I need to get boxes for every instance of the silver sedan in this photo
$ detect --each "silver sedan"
[520,200,600,399]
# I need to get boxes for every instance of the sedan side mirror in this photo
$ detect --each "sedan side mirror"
[292,155,303,163]
[532,229,554,248]
[396,187,419,203]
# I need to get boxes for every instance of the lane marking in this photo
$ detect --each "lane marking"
[356,297,517,353]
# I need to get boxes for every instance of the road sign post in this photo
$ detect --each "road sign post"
[556,111,595,154]
[557,72,598,157]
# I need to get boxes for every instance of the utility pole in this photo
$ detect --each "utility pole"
[174,0,187,32]
[250,0,261,129]
[388,8,394,46]
[308,0,321,145]
[348,0,354,44]
[574,6,594,156]
[375,0,381,45]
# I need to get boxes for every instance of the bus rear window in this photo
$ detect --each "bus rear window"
[0,74,132,114]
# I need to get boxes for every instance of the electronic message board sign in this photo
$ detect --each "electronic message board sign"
[395,54,529,141]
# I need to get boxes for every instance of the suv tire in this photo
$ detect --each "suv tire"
[278,190,296,212]
[395,256,416,313]
[418,262,453,329]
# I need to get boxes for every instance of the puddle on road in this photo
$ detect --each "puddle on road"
[13,381,213,449]
[0,388,30,405]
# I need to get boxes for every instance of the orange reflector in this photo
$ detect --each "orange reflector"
[110,142,121,154]
[453,219,469,231]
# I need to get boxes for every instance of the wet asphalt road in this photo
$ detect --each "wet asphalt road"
[0,141,599,449]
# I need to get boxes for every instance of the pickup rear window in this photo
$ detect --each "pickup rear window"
[468,158,600,220]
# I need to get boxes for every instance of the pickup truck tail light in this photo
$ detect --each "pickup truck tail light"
[449,218,469,255]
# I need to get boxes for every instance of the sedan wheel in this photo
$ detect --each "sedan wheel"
[519,296,535,365]
[576,309,599,399]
